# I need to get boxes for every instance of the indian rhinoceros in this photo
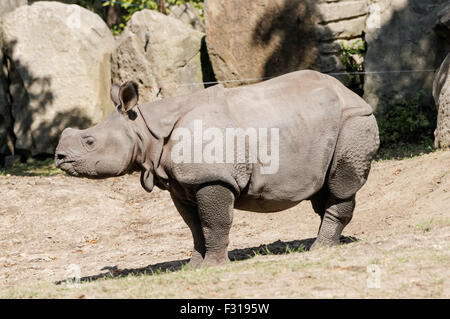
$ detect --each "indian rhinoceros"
[55,70,380,267]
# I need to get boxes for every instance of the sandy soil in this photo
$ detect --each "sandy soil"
[0,150,449,297]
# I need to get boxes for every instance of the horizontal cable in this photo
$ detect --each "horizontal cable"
[176,69,437,87]
[14,69,437,87]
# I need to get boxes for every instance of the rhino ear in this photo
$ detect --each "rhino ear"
[119,81,139,112]
[111,83,121,106]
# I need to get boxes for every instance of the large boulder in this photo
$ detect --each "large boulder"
[0,0,27,13]
[1,1,115,156]
[363,0,449,112]
[0,0,27,157]
[111,10,205,103]
[433,54,450,149]
[204,0,369,87]
[434,4,450,42]
[169,3,205,32]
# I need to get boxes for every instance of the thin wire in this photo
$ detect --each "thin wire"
[329,69,437,75]
[176,69,437,87]
[30,68,437,88]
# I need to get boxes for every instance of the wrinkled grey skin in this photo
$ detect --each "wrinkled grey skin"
[55,70,379,267]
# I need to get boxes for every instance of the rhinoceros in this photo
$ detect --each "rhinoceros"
[55,70,379,267]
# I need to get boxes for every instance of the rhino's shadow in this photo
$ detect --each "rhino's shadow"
[54,236,357,285]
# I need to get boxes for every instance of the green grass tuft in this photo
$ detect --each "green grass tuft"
[0,159,62,177]
[374,141,435,161]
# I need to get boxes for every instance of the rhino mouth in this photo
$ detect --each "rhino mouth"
[55,156,101,178]
[57,161,75,169]
[56,161,79,176]
[54,153,80,175]
[55,155,75,168]
[57,159,75,166]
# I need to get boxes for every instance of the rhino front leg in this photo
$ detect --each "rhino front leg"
[311,194,355,249]
[196,184,235,267]
[171,195,205,268]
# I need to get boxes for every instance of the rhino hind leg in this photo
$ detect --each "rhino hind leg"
[310,114,379,249]
[171,195,206,268]
[310,194,355,249]
[196,183,235,267]
[327,114,379,200]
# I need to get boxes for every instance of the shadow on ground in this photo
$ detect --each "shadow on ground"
[55,236,358,285]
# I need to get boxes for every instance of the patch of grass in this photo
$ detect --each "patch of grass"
[396,257,409,263]
[376,92,436,146]
[248,245,273,258]
[285,244,306,254]
[0,159,62,177]
[374,141,435,161]
[249,243,306,259]
[374,91,439,161]
[288,261,314,271]
[263,245,274,256]
[433,253,447,263]
[370,258,380,265]
[414,219,435,233]
[2,230,447,299]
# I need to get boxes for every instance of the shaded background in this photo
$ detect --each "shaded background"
[1,0,449,165]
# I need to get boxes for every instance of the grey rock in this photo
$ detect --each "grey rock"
[315,16,366,41]
[169,3,205,32]
[205,0,319,86]
[316,1,367,24]
[434,4,450,42]
[433,54,450,149]
[204,0,368,87]
[363,0,448,112]
[0,0,27,14]
[0,0,27,156]
[1,1,115,155]
[111,9,205,103]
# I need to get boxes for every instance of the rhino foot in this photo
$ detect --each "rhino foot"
[310,194,356,251]
[185,251,205,269]
[200,254,230,267]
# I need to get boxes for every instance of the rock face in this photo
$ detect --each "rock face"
[0,0,27,157]
[434,4,450,42]
[1,1,115,156]
[433,54,450,149]
[0,0,27,13]
[111,10,205,103]
[169,3,205,32]
[363,0,449,112]
[204,0,368,86]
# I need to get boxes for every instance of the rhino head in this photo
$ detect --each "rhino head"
[55,81,162,192]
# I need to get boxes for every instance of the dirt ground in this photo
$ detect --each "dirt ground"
[0,150,449,298]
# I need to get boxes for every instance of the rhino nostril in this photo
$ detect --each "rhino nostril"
[56,153,66,161]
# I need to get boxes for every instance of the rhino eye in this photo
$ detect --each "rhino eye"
[83,136,95,149]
